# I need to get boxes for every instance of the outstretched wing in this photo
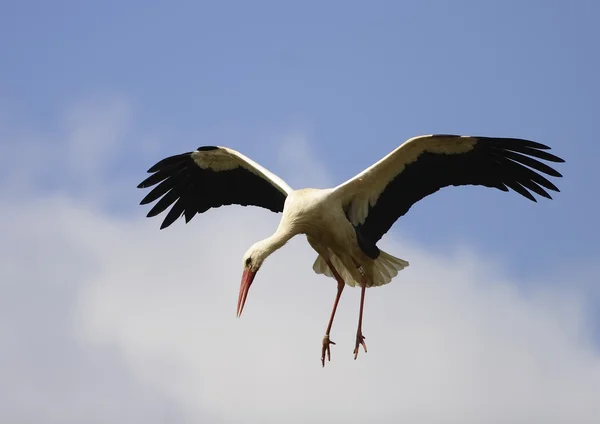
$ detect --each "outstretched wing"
[334,134,564,248]
[138,146,293,229]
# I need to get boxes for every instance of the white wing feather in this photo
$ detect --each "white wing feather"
[191,146,293,196]
[333,134,477,225]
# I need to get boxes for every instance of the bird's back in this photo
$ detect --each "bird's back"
[280,188,340,233]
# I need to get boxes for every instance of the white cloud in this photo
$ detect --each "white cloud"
[73,212,600,423]
[2,104,600,423]
[0,196,185,424]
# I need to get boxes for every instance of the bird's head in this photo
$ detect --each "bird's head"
[236,241,271,317]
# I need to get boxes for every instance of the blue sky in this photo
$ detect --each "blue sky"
[2,0,598,272]
[2,1,600,422]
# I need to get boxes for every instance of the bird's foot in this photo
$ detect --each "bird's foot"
[321,334,336,367]
[353,331,367,360]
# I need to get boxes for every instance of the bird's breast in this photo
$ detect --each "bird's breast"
[301,209,356,251]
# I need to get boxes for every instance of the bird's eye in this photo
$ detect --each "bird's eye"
[245,257,252,267]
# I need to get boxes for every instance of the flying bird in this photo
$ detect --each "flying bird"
[137,134,564,367]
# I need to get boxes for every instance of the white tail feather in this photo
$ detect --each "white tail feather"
[312,249,409,287]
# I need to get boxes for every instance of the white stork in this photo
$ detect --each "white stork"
[138,134,564,367]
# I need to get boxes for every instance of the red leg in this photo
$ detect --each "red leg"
[353,264,368,360]
[321,259,346,367]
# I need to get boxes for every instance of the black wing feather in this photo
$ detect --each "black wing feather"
[138,148,288,229]
[355,136,564,248]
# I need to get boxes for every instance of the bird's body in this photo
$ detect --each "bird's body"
[138,134,565,366]
[267,189,408,287]
[278,188,408,289]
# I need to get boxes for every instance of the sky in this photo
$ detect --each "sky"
[1,1,600,423]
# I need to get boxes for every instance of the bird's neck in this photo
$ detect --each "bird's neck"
[268,226,295,251]
[258,222,297,258]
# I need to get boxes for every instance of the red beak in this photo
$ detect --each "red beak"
[237,268,256,317]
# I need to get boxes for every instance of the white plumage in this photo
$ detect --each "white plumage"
[138,134,564,367]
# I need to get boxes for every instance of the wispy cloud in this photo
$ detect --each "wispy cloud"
[275,133,333,189]
[0,94,133,199]
[62,94,132,185]
[1,100,599,423]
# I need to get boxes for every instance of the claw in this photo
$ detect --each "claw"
[353,333,367,360]
[321,335,336,367]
